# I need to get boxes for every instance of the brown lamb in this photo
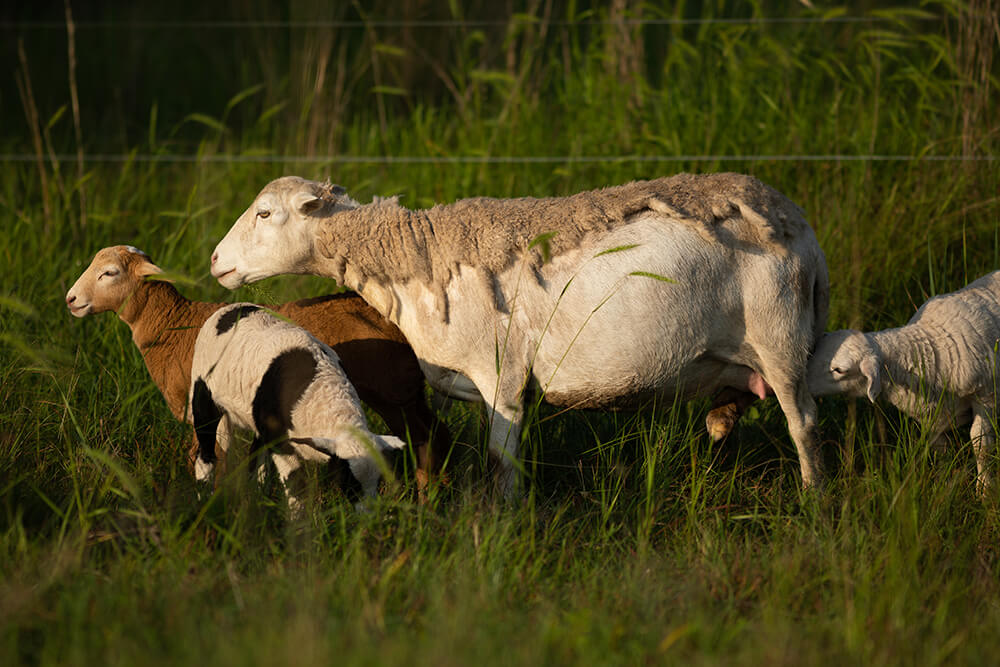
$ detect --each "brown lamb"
[65,246,449,483]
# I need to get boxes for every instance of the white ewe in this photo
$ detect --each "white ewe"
[210,174,829,494]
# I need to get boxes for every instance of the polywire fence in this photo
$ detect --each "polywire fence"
[1,154,996,164]
[5,9,994,166]
[0,15,946,29]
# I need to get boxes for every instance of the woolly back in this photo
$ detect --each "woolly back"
[316,172,809,296]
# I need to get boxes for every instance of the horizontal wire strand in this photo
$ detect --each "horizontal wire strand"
[0,16,939,30]
[0,153,994,164]
[5,14,979,167]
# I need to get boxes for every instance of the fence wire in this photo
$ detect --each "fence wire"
[0,153,995,165]
[5,12,985,167]
[1,16,939,30]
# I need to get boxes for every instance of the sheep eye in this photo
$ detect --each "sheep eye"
[257,210,271,219]
[830,367,847,378]
[99,269,119,279]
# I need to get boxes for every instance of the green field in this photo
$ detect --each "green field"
[2,2,999,664]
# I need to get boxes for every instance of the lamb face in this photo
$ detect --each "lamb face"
[66,245,162,317]
[211,177,353,289]
[807,329,882,402]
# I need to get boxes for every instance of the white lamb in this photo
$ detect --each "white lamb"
[210,174,830,495]
[807,271,1000,494]
[190,302,406,507]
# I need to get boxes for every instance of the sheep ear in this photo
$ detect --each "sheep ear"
[136,262,164,278]
[859,355,882,402]
[293,190,324,215]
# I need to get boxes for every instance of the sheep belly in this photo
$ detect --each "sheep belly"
[523,219,788,405]
[542,358,767,409]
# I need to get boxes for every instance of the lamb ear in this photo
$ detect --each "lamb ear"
[293,190,324,215]
[136,262,165,278]
[858,355,882,402]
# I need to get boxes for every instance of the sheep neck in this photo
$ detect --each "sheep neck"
[869,326,947,416]
[116,280,220,418]
[317,205,434,286]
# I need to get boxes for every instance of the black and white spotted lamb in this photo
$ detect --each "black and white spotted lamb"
[190,303,406,508]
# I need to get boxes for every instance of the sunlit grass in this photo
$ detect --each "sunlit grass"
[2,1,999,664]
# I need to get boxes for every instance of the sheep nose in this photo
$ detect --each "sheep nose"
[66,294,76,305]
[211,251,218,265]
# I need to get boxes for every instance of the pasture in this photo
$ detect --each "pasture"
[2,2,999,664]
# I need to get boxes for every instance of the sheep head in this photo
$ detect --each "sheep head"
[807,329,882,403]
[211,176,358,289]
[65,245,163,317]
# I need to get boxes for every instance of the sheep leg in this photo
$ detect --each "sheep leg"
[475,369,526,497]
[249,374,295,507]
[186,432,200,476]
[250,423,308,512]
[365,398,450,490]
[268,442,311,516]
[403,398,453,483]
[245,436,267,486]
[252,414,335,513]
[449,344,527,496]
[191,378,222,486]
[214,415,232,477]
[487,400,524,498]
[187,415,233,481]
[758,364,823,489]
[970,402,996,497]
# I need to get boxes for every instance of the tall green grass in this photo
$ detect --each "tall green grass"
[2,2,999,664]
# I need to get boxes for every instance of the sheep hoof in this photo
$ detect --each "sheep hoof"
[194,458,214,480]
[194,459,215,499]
[495,467,523,501]
[286,495,306,519]
[799,468,825,492]
[975,474,995,500]
[705,403,741,442]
